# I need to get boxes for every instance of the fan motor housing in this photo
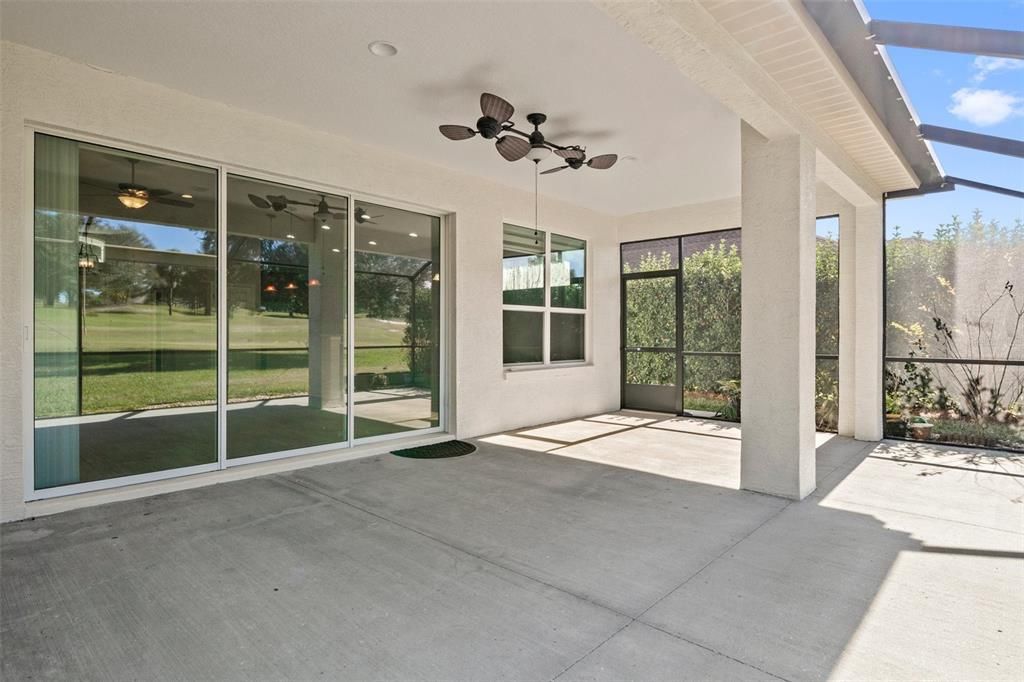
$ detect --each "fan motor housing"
[476,116,501,139]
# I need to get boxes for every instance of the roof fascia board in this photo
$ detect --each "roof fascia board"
[801,0,945,187]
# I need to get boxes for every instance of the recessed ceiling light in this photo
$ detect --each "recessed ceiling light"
[331,248,341,253]
[408,232,418,238]
[286,234,295,239]
[368,240,377,246]
[368,41,398,57]
[181,193,193,199]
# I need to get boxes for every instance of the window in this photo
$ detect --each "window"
[503,224,586,365]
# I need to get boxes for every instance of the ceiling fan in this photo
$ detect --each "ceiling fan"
[541,148,618,175]
[248,193,346,227]
[439,93,619,171]
[82,158,194,210]
[355,207,384,225]
[439,93,530,162]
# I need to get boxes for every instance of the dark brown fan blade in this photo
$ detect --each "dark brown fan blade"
[81,179,119,192]
[146,188,173,197]
[439,125,476,141]
[587,154,618,170]
[153,196,194,208]
[268,195,293,211]
[480,93,514,123]
[248,194,272,209]
[555,148,585,160]
[494,135,530,162]
[540,166,569,175]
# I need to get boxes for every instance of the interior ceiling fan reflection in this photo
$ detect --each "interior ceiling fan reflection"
[248,192,346,226]
[81,158,195,210]
[439,92,618,172]
[354,207,383,224]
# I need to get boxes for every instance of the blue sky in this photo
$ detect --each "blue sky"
[861,0,1023,237]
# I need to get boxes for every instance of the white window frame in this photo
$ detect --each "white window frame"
[502,225,587,368]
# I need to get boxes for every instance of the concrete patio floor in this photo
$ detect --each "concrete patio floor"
[2,412,1022,680]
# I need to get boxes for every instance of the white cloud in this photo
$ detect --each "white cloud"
[948,88,1024,126]
[971,56,1024,83]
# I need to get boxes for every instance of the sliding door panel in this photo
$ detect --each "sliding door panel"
[225,175,348,458]
[33,134,218,488]
[353,202,441,438]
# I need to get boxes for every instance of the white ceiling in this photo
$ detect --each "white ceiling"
[1,0,741,216]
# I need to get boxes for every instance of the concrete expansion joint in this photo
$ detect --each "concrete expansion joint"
[277,474,633,616]
[590,500,799,681]
[281,472,797,681]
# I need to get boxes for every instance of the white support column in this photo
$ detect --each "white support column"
[853,201,884,441]
[740,122,817,500]
[837,202,856,437]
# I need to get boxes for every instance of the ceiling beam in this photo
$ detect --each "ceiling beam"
[919,124,1024,159]
[945,176,1024,200]
[869,20,1024,59]
[885,176,1023,200]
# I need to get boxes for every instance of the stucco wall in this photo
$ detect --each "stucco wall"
[617,183,853,244]
[0,42,620,521]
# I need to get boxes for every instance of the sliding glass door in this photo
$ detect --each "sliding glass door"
[353,201,442,438]
[225,175,349,458]
[31,132,446,496]
[33,134,218,489]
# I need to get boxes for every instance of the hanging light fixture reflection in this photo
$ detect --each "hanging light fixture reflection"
[79,217,97,269]
[78,244,96,270]
[116,160,149,209]
[264,283,277,293]
[285,282,298,290]
[309,278,321,287]
[117,189,150,210]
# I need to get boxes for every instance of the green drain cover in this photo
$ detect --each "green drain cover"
[391,440,477,459]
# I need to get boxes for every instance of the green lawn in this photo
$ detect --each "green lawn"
[36,305,410,351]
[34,305,419,416]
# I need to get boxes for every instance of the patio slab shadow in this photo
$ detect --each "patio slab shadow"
[640,500,921,682]
[812,451,1024,532]
[5,412,1019,681]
